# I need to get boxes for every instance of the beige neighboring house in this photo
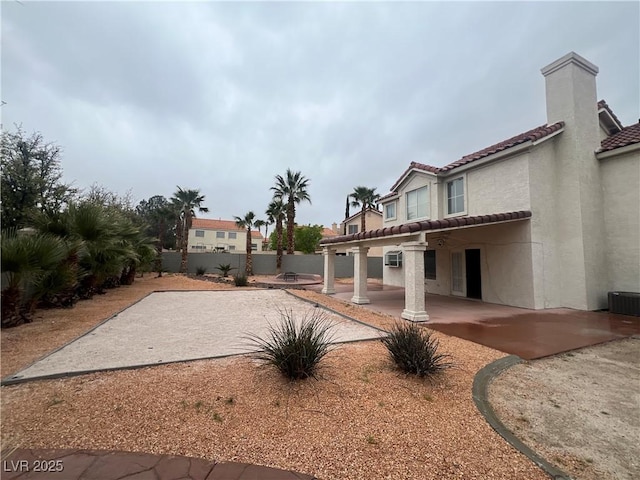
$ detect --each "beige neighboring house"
[337,209,384,257]
[188,218,263,253]
[320,52,640,320]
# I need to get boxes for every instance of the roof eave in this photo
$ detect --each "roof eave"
[597,142,640,159]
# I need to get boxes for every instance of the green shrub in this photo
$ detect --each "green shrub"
[216,263,234,277]
[246,309,335,380]
[195,266,207,276]
[381,322,453,377]
[234,274,248,286]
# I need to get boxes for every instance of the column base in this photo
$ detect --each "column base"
[401,309,429,322]
[321,287,336,294]
[351,295,370,305]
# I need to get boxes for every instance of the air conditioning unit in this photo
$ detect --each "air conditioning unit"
[384,251,403,267]
[608,292,640,316]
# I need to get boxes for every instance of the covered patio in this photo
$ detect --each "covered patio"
[309,281,640,360]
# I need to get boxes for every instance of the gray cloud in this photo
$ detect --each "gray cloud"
[2,1,638,227]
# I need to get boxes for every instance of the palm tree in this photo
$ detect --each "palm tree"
[234,211,257,276]
[271,169,311,255]
[266,199,286,273]
[350,186,380,233]
[171,187,208,274]
[254,219,266,249]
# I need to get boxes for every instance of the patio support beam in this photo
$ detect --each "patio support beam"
[321,247,336,294]
[351,246,370,304]
[401,241,429,322]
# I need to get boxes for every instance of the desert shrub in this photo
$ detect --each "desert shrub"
[234,274,248,286]
[381,322,453,377]
[216,263,234,277]
[246,309,335,380]
[195,266,207,276]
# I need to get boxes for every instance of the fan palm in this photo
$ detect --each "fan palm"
[171,187,208,274]
[266,199,286,273]
[234,211,257,276]
[271,169,311,255]
[1,229,69,327]
[350,186,380,233]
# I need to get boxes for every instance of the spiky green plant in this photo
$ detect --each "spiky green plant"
[381,322,453,377]
[233,274,248,287]
[216,263,234,277]
[246,309,335,380]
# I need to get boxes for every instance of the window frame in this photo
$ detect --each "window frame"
[216,231,225,239]
[348,224,359,235]
[195,230,205,238]
[228,232,237,240]
[405,185,429,220]
[384,202,397,221]
[444,175,467,217]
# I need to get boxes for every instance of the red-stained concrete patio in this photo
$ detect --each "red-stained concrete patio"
[309,281,640,360]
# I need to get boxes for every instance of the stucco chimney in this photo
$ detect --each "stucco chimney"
[331,222,338,233]
[540,52,606,310]
[541,52,599,133]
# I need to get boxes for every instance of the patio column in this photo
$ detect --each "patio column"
[321,247,336,294]
[401,241,429,322]
[351,246,370,304]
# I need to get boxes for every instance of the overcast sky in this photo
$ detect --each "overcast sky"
[2,1,638,228]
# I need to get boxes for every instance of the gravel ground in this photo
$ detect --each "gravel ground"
[489,337,640,480]
[1,275,548,480]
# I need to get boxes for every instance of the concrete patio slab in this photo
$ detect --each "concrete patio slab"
[3,290,383,384]
[310,282,640,359]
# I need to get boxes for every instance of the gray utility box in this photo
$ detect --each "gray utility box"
[608,292,640,316]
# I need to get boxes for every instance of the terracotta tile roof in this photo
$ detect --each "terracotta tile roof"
[388,122,565,192]
[191,218,263,238]
[599,122,640,152]
[597,100,623,129]
[342,207,383,224]
[321,227,338,237]
[320,210,532,245]
[439,122,564,172]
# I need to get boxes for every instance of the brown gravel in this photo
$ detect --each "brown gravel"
[1,274,548,479]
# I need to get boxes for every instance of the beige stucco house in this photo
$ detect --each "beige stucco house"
[320,52,639,320]
[188,218,263,253]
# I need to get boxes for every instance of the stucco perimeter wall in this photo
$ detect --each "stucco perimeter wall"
[383,221,536,309]
[465,153,531,216]
[600,150,640,293]
[162,252,383,278]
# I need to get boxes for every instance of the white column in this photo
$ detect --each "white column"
[322,247,336,294]
[401,242,429,322]
[351,246,370,304]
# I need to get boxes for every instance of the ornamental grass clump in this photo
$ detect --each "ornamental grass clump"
[247,309,335,380]
[381,322,453,377]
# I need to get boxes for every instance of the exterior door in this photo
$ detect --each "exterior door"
[465,249,482,299]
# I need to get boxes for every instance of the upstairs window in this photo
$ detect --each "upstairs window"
[216,231,225,239]
[406,186,429,220]
[385,202,396,220]
[348,224,358,234]
[195,230,205,238]
[228,232,237,239]
[447,177,465,214]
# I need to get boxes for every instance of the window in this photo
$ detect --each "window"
[251,243,257,251]
[192,245,205,250]
[384,251,403,267]
[348,225,358,234]
[406,186,429,220]
[228,232,237,239]
[425,250,436,280]
[447,177,464,214]
[195,230,205,237]
[229,245,236,251]
[385,202,396,220]
[216,231,225,239]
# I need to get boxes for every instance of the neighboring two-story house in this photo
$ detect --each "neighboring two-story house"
[188,218,263,253]
[320,52,639,320]
[339,209,384,257]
